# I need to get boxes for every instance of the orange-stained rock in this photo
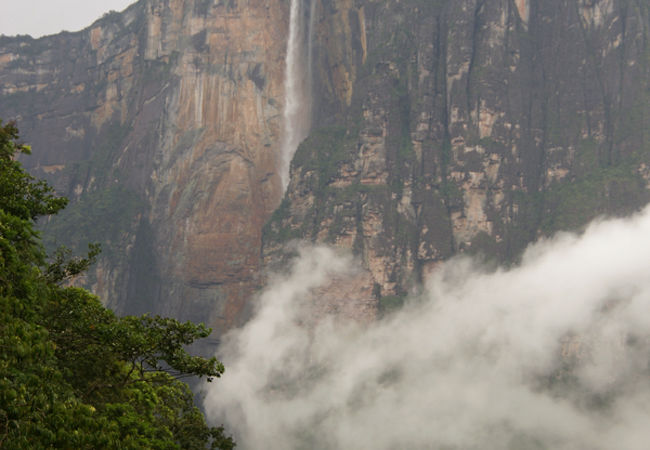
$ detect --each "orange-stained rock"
[0,0,289,338]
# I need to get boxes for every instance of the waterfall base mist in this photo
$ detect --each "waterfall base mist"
[204,206,650,449]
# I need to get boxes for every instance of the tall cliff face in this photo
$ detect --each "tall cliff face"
[1,0,649,332]
[0,0,288,333]
[264,0,650,316]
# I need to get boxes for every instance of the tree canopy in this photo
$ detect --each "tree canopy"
[0,120,234,449]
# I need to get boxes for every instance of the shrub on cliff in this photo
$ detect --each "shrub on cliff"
[0,120,234,449]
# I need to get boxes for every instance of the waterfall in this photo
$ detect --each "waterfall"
[279,0,315,191]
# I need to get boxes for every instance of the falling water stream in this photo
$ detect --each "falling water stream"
[279,0,315,191]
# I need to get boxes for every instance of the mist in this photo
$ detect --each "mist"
[203,207,650,449]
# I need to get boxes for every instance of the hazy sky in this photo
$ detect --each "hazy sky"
[1,1,138,38]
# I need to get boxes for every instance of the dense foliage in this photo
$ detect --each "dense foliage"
[0,121,234,449]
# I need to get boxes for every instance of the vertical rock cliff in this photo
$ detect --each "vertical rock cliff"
[1,0,648,331]
[0,0,288,334]
[264,0,650,317]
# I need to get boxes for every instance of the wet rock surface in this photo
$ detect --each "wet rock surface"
[1,0,649,332]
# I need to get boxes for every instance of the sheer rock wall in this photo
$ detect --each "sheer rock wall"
[0,0,287,334]
[1,0,648,330]
[264,0,650,318]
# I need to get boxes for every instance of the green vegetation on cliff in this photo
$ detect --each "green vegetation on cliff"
[41,184,143,258]
[0,121,234,449]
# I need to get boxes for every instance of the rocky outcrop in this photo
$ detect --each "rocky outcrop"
[1,0,649,332]
[264,0,650,315]
[0,0,288,335]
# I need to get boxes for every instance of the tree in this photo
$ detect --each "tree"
[0,120,234,449]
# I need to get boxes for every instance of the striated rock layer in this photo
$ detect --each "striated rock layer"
[1,0,649,332]
[263,0,650,318]
[0,0,288,335]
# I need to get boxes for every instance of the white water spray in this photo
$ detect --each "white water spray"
[205,207,650,449]
[279,0,315,191]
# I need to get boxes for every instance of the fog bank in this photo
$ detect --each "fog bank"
[204,207,650,449]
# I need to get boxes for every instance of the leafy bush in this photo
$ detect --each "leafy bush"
[0,120,234,449]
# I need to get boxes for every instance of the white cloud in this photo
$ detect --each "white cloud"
[1,1,137,38]
[204,206,650,449]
